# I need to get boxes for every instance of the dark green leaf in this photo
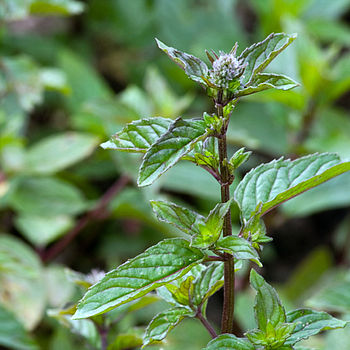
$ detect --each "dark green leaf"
[216,236,262,266]
[250,269,286,331]
[156,39,209,84]
[138,117,209,187]
[0,305,38,350]
[239,33,297,85]
[235,153,350,220]
[143,307,195,347]
[236,73,299,97]
[286,309,347,345]
[73,239,204,319]
[101,118,172,153]
[193,262,224,306]
[203,334,254,350]
[150,200,204,235]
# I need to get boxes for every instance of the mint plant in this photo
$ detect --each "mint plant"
[72,33,350,349]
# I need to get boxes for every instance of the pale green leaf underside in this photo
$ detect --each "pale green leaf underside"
[250,269,286,331]
[239,32,297,85]
[150,200,204,235]
[156,38,208,84]
[143,307,194,348]
[73,239,204,319]
[193,262,224,305]
[236,73,299,97]
[234,153,350,220]
[285,309,347,345]
[138,118,208,187]
[203,334,254,350]
[101,117,172,153]
[216,236,262,266]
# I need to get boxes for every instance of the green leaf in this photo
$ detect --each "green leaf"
[156,39,209,84]
[203,334,254,350]
[73,238,204,319]
[235,153,350,220]
[250,269,286,331]
[191,199,233,249]
[0,304,38,350]
[101,117,172,153]
[216,236,262,266]
[192,262,224,306]
[239,33,297,85]
[29,0,84,16]
[138,117,209,187]
[150,200,204,235]
[25,132,98,174]
[8,176,86,216]
[236,73,299,97]
[286,309,347,345]
[143,307,195,347]
[0,234,45,330]
[108,332,143,350]
[15,214,73,247]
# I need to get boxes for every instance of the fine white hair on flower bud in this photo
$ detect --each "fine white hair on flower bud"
[208,51,245,89]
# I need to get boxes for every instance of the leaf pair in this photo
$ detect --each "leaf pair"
[204,270,347,349]
[156,33,299,99]
[102,117,210,187]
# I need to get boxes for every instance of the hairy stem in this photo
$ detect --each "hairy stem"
[217,95,235,334]
[196,309,217,339]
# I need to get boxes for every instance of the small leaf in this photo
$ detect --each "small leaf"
[138,117,209,187]
[285,309,347,345]
[191,199,233,249]
[73,238,204,319]
[216,236,262,266]
[239,33,297,85]
[101,117,172,153]
[236,73,299,97]
[156,39,209,84]
[150,200,204,235]
[0,304,38,350]
[143,307,194,347]
[203,334,254,350]
[192,262,224,306]
[165,275,195,306]
[235,153,350,220]
[250,269,286,331]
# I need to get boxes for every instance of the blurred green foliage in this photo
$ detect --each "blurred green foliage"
[1,0,350,349]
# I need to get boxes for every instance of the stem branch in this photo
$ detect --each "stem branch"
[196,309,217,339]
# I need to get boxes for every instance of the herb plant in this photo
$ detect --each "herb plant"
[72,33,350,349]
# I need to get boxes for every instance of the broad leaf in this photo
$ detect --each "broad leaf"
[150,200,204,235]
[138,117,209,187]
[250,269,286,331]
[235,153,350,220]
[101,117,172,153]
[156,39,209,84]
[192,262,224,306]
[73,238,204,319]
[239,33,297,85]
[216,236,262,266]
[0,305,38,350]
[203,334,254,350]
[285,309,347,345]
[25,132,98,174]
[191,199,233,249]
[236,73,299,97]
[143,307,195,347]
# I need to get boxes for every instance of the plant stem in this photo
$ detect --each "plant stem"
[41,175,130,262]
[196,309,217,339]
[216,95,235,334]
